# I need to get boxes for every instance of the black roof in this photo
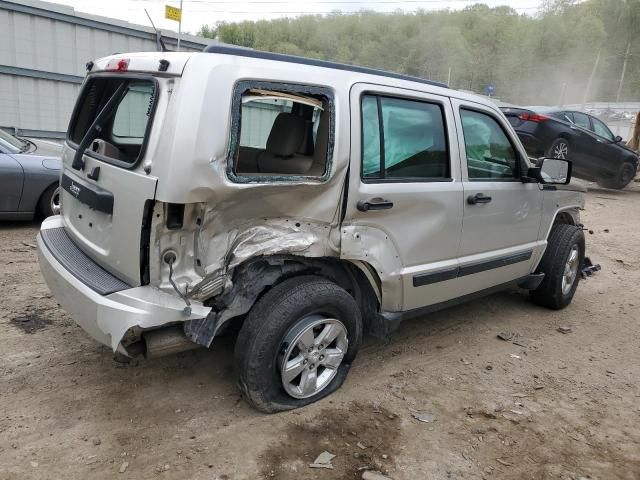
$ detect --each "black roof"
[203,44,448,89]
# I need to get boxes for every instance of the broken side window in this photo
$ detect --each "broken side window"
[232,86,331,179]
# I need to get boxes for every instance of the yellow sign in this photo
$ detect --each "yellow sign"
[165,5,182,22]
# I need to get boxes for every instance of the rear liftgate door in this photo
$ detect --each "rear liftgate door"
[60,75,159,286]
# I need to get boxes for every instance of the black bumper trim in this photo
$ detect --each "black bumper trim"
[40,227,130,295]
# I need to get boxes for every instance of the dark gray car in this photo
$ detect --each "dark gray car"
[0,129,61,220]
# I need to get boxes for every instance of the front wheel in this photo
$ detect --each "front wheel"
[234,276,362,413]
[597,162,637,189]
[531,224,585,310]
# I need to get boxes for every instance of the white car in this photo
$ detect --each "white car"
[38,46,586,412]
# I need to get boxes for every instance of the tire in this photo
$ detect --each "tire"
[234,276,362,413]
[547,138,570,160]
[38,184,61,218]
[597,162,637,190]
[531,224,585,310]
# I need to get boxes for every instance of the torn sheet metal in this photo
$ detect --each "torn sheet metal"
[224,222,334,271]
[341,225,403,311]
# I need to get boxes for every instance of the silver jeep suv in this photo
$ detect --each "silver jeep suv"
[37,46,586,412]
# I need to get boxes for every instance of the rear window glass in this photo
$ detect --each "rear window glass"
[68,77,156,166]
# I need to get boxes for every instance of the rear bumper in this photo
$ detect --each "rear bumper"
[37,216,211,353]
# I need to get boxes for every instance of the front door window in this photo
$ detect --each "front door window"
[460,109,519,180]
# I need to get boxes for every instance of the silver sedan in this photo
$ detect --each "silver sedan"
[0,129,62,220]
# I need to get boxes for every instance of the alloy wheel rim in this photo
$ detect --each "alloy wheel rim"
[552,142,568,160]
[280,316,348,399]
[51,187,61,215]
[562,245,580,295]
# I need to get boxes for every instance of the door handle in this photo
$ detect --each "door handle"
[357,198,394,212]
[467,193,492,205]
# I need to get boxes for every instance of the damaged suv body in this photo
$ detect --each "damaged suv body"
[38,46,586,412]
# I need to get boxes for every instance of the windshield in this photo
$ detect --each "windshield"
[0,129,28,154]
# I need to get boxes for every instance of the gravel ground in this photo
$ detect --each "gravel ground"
[1,184,639,480]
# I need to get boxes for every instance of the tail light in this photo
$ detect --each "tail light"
[105,58,130,72]
[518,113,549,123]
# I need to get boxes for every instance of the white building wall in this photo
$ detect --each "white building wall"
[0,0,212,137]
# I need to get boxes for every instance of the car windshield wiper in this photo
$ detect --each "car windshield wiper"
[72,82,129,170]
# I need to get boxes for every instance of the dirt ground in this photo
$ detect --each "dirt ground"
[1,184,640,480]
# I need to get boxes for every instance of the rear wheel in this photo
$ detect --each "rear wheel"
[531,224,585,310]
[38,184,61,218]
[597,162,636,189]
[547,138,570,160]
[234,276,362,413]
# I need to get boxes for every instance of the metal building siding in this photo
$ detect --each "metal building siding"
[240,101,290,148]
[0,0,211,137]
[2,9,160,76]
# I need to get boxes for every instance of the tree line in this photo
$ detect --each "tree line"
[198,0,640,106]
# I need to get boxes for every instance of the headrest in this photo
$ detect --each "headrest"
[266,113,306,157]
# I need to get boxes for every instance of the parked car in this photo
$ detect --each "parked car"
[500,106,639,189]
[0,129,62,220]
[38,46,586,412]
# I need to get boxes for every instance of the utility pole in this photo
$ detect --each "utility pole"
[616,41,631,102]
[447,67,452,87]
[583,49,601,106]
[176,0,184,51]
[558,81,567,106]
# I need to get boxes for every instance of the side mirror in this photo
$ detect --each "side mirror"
[614,135,623,143]
[527,158,572,185]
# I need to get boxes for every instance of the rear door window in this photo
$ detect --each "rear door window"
[68,77,157,167]
[572,112,591,130]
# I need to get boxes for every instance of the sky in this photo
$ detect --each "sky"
[47,0,545,36]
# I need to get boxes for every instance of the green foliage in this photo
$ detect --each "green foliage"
[197,1,640,103]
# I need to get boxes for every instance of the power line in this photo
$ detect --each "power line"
[181,8,539,13]
[136,0,478,3]
[126,0,541,16]
[132,0,539,9]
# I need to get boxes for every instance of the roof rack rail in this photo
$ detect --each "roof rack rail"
[202,44,448,89]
